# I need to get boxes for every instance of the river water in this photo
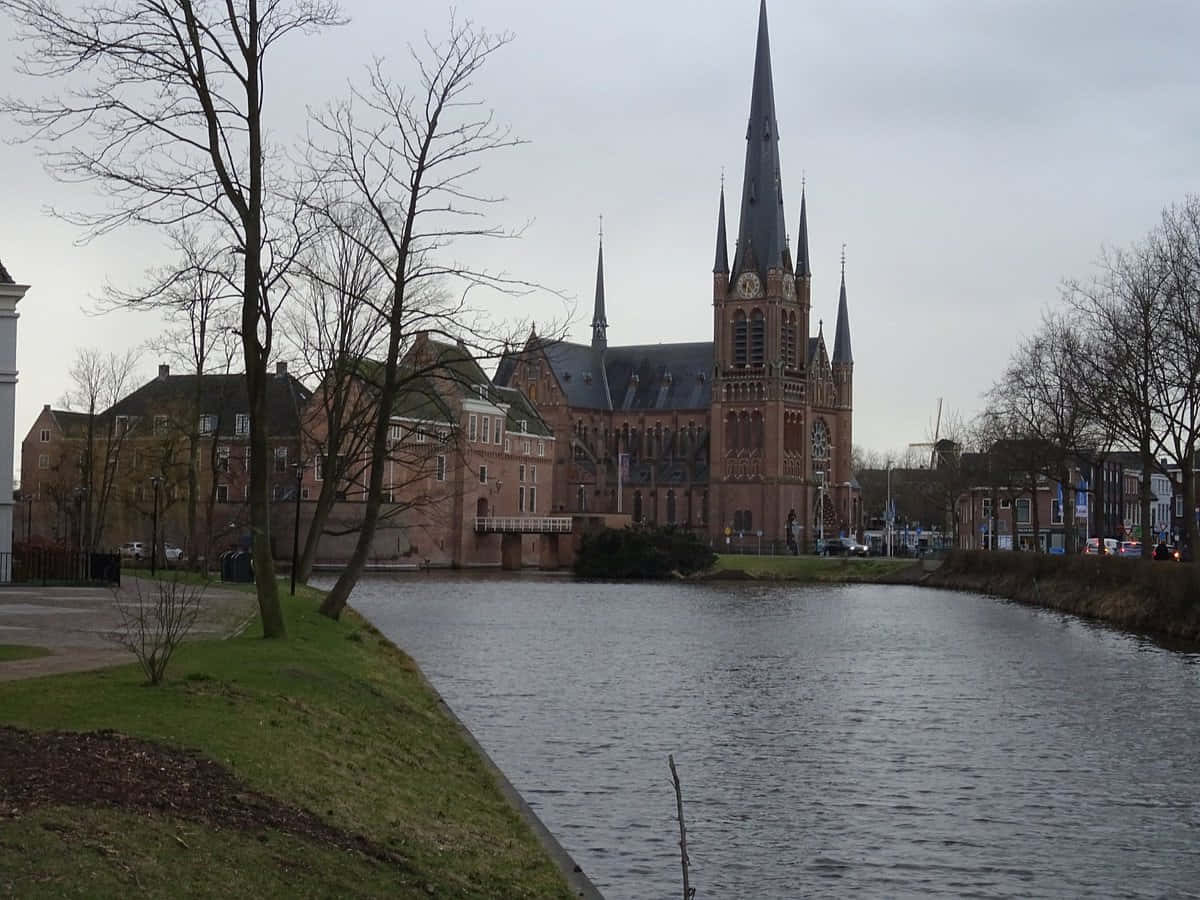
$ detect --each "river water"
[329,574,1200,899]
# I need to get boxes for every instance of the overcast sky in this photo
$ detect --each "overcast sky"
[2,0,1199,467]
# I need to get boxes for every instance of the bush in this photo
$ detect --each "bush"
[111,576,205,685]
[574,525,717,579]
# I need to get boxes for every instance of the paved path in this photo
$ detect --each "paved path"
[0,578,258,682]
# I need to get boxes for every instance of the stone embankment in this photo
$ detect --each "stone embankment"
[922,551,1200,644]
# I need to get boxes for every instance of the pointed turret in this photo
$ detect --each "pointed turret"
[713,185,729,275]
[833,260,853,365]
[590,237,607,351]
[731,0,790,285]
[795,185,811,279]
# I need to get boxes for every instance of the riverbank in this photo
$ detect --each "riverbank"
[705,553,918,582]
[0,582,582,899]
[924,551,1200,643]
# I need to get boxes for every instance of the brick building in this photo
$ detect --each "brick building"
[496,2,860,550]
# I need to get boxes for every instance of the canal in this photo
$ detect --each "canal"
[327,573,1200,899]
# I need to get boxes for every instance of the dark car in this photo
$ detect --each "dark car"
[822,537,868,557]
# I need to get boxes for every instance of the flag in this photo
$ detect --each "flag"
[1075,479,1089,518]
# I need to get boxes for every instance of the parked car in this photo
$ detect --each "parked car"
[1084,538,1119,555]
[1154,542,1182,562]
[163,543,184,564]
[1118,541,1143,558]
[822,537,869,557]
[119,541,146,560]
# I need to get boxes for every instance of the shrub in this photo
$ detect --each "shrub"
[574,525,717,579]
[111,576,205,685]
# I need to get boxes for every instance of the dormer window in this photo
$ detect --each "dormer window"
[476,384,487,401]
[519,420,528,433]
[582,372,592,385]
[235,414,250,436]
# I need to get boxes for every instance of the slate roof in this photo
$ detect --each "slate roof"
[713,187,730,275]
[0,259,12,285]
[108,371,310,437]
[832,271,852,365]
[795,188,811,278]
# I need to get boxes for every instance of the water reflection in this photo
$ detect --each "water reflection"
[326,574,1200,899]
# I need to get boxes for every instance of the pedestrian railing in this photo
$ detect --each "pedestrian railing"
[474,516,573,534]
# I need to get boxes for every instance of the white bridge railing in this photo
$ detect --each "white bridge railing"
[474,516,572,534]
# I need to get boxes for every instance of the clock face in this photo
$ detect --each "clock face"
[735,272,761,299]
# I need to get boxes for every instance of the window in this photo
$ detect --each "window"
[523,439,531,455]
[1015,498,1031,524]
[519,420,528,433]
[476,384,487,401]
[1000,497,1011,509]
[494,418,502,444]
[1051,499,1063,525]
[415,428,426,443]
[235,414,250,436]
[216,484,229,502]
[274,447,287,473]
[528,486,536,513]
[37,453,49,470]
[199,414,216,435]
[519,464,525,482]
[314,454,325,481]
[537,439,545,457]
[479,465,487,484]
[1177,495,1184,517]
[481,416,491,444]
[504,438,511,453]
[750,309,765,365]
[388,423,403,443]
[982,497,992,519]
[732,311,748,366]
[154,415,168,435]
[216,446,230,472]
[116,415,129,434]
[39,428,49,443]
[518,485,525,512]
[577,485,586,511]
[436,455,446,482]
[468,414,477,442]
[530,465,537,484]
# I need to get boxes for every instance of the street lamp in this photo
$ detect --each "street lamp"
[150,475,162,576]
[886,463,893,558]
[290,461,304,596]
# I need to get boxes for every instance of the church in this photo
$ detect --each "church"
[496,0,860,550]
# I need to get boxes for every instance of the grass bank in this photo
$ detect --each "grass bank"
[0,645,51,662]
[0,582,576,899]
[707,554,917,582]
[926,551,1200,643]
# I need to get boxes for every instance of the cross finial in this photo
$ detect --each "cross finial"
[841,242,847,277]
[599,214,604,245]
[720,166,725,190]
[802,169,806,192]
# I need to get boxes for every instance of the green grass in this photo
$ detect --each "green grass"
[711,553,917,581]
[0,644,52,662]
[0,585,574,899]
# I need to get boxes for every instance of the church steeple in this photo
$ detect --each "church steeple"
[590,233,607,351]
[731,0,790,286]
[713,184,729,275]
[795,183,811,279]
[833,252,853,365]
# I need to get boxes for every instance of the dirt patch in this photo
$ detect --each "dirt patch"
[0,726,406,867]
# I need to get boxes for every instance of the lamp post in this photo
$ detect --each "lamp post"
[25,494,31,546]
[290,461,304,596]
[150,475,161,576]
[886,463,893,558]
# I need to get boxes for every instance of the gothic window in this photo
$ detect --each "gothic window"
[750,309,765,366]
[811,419,831,477]
[733,311,748,366]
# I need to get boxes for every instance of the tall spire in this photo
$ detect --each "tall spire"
[0,259,12,285]
[795,180,811,278]
[731,0,790,285]
[833,248,853,365]
[713,182,729,275]
[591,225,607,351]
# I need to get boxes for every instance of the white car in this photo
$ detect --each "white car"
[119,541,146,560]
[163,543,184,564]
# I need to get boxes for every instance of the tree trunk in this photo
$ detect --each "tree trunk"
[1139,444,1155,560]
[298,473,338,583]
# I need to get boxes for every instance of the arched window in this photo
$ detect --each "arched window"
[577,485,586,512]
[733,311,748,366]
[750,309,765,366]
[811,419,831,477]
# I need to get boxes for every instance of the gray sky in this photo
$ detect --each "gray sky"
[2,0,1199,465]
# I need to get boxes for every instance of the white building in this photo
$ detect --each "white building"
[0,259,28,580]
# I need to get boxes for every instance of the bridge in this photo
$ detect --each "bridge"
[474,516,572,535]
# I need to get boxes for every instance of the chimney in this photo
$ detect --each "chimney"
[158,364,169,380]
[42,403,49,411]
[276,361,287,377]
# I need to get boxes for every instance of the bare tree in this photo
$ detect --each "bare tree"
[304,18,538,619]
[60,347,142,551]
[111,576,205,685]
[2,0,345,637]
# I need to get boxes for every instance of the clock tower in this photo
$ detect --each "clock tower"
[710,0,812,542]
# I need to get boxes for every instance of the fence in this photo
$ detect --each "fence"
[0,548,122,586]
